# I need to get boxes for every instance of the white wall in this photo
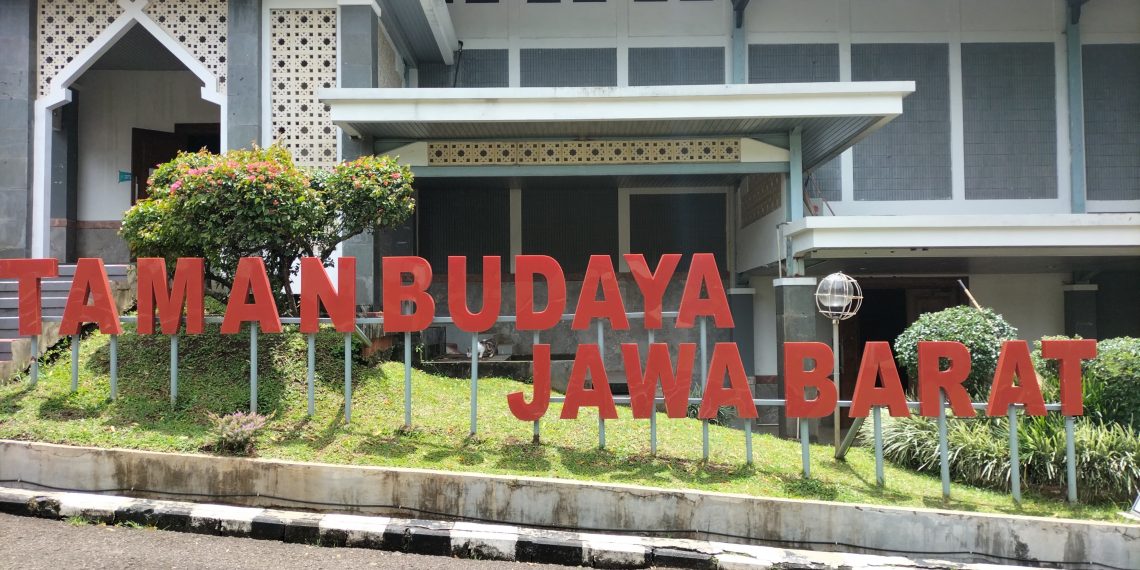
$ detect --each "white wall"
[77,70,219,221]
[968,273,1067,344]
[750,275,777,375]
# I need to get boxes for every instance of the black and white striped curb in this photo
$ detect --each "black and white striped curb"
[0,487,1026,569]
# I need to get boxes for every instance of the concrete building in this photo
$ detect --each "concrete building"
[2,0,1138,435]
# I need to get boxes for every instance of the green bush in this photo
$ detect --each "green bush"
[894,306,1018,398]
[1084,338,1140,430]
[871,414,1140,503]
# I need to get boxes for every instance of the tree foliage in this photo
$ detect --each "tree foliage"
[120,146,414,311]
[893,305,1018,398]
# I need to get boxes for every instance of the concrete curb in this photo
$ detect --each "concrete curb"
[0,486,1024,569]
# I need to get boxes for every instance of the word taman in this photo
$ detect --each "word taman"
[0,256,1097,422]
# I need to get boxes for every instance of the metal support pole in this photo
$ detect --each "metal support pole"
[832,319,841,450]
[800,419,811,478]
[109,335,118,401]
[597,320,605,449]
[1066,415,1078,503]
[344,332,352,423]
[70,334,79,392]
[170,335,179,406]
[938,392,950,499]
[649,329,657,455]
[533,420,540,444]
[873,406,884,486]
[306,333,316,416]
[745,421,753,465]
[403,331,412,428]
[532,330,540,444]
[1009,405,1021,504]
[699,317,709,461]
[470,333,479,436]
[702,420,709,461]
[29,335,38,387]
[250,322,258,414]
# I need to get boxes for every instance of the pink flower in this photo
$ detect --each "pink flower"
[170,180,182,193]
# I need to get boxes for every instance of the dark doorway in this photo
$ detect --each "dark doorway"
[131,123,220,202]
[836,277,966,428]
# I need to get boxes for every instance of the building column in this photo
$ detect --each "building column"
[774,277,828,439]
[1066,0,1087,213]
[49,97,79,262]
[0,0,35,258]
[338,4,385,306]
[227,0,262,150]
[1063,284,1097,339]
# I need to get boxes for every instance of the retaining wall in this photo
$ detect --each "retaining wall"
[0,440,1135,568]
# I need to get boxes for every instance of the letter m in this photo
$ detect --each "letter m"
[137,258,205,335]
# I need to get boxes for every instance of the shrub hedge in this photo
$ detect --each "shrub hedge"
[894,306,1018,397]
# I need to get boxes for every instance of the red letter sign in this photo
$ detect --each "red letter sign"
[137,257,205,335]
[784,342,837,418]
[221,257,282,334]
[572,255,629,330]
[560,344,618,419]
[917,341,976,418]
[515,255,566,331]
[621,342,694,418]
[300,257,356,334]
[849,341,909,417]
[448,256,502,332]
[677,253,733,328]
[698,343,759,419]
[624,254,679,330]
[1041,339,1097,416]
[382,256,435,332]
[0,258,58,335]
[508,344,552,421]
[60,258,122,335]
[986,340,1046,416]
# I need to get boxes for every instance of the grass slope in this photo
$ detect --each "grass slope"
[0,325,1125,522]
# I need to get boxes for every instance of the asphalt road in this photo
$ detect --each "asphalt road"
[0,513,577,570]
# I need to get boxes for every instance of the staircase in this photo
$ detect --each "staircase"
[0,264,134,380]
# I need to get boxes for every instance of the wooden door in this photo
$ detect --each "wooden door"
[131,128,182,203]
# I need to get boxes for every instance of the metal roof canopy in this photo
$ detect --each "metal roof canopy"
[318,82,914,172]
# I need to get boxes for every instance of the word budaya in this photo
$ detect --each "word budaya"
[0,256,1096,422]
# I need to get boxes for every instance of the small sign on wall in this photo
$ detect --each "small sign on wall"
[118,171,132,183]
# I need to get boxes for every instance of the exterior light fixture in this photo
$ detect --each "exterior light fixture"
[815,272,862,450]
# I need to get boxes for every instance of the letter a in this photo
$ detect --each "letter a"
[561,344,618,420]
[986,340,1046,416]
[221,258,282,334]
[60,258,122,335]
[698,343,758,420]
[849,341,910,417]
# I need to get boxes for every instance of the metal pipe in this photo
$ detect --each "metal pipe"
[1066,415,1077,503]
[836,416,863,459]
[533,419,540,444]
[702,420,709,461]
[344,332,352,423]
[939,392,950,499]
[170,335,179,406]
[250,322,258,414]
[109,335,118,401]
[30,335,38,387]
[70,334,79,392]
[832,319,841,450]
[873,406,884,486]
[403,331,412,428]
[597,320,604,449]
[745,421,753,465]
[650,412,657,456]
[1009,405,1021,504]
[470,333,478,436]
[800,419,810,478]
[306,333,316,416]
[699,317,707,395]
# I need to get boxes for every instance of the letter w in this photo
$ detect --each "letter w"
[621,343,695,419]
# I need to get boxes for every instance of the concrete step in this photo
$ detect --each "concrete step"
[0,297,69,309]
[0,277,131,293]
[0,339,12,359]
[58,264,130,277]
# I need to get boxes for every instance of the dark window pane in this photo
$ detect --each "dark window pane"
[417,180,510,274]
[629,193,726,273]
[521,48,617,87]
[522,180,617,274]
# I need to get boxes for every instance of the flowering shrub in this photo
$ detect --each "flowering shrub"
[208,411,269,455]
[894,306,1018,398]
[121,146,414,311]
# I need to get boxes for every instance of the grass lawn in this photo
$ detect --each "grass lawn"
[0,325,1127,522]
